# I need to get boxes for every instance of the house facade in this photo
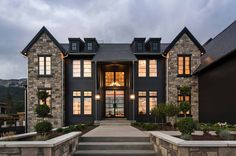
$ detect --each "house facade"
[21,26,204,132]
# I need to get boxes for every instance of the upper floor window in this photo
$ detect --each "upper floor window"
[137,43,143,51]
[149,60,157,77]
[39,56,51,76]
[178,55,191,76]
[138,60,146,77]
[87,42,93,51]
[71,42,77,51]
[73,60,81,77]
[152,42,158,51]
[83,60,92,77]
[38,89,52,108]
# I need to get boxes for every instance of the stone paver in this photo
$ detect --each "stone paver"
[83,125,148,137]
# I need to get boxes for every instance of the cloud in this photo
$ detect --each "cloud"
[0,0,235,79]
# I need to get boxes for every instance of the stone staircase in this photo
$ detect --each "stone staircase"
[73,136,156,156]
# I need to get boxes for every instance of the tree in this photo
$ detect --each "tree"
[37,91,49,105]
[165,103,180,127]
[150,104,166,123]
[179,101,191,117]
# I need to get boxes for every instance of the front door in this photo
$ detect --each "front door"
[105,90,125,117]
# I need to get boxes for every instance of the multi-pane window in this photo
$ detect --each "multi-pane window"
[105,72,124,86]
[149,60,157,77]
[73,91,81,115]
[137,43,143,51]
[105,72,114,86]
[84,91,92,115]
[83,60,92,77]
[178,89,191,115]
[138,60,146,77]
[138,91,146,114]
[87,42,93,51]
[71,42,77,51]
[178,55,191,76]
[152,42,158,51]
[115,72,125,86]
[149,91,157,114]
[73,60,81,77]
[38,89,52,108]
[39,56,51,76]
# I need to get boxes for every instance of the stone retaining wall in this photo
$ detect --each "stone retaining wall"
[0,132,80,156]
[150,131,236,156]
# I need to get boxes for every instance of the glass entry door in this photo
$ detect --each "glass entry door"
[105,90,124,117]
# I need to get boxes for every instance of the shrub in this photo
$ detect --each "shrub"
[76,124,85,131]
[180,134,192,140]
[63,125,78,133]
[165,104,180,117]
[177,117,196,135]
[150,104,166,123]
[179,86,191,95]
[56,127,63,133]
[179,101,191,117]
[35,121,52,134]
[219,130,233,140]
[37,91,49,105]
[200,124,211,134]
[35,104,50,118]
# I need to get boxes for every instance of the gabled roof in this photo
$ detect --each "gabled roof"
[21,26,67,56]
[163,27,205,55]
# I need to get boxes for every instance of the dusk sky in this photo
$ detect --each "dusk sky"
[0,0,236,79]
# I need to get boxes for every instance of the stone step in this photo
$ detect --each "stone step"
[77,142,154,150]
[73,150,156,156]
[80,136,150,142]
[98,119,132,126]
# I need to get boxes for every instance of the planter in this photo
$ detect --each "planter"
[0,132,81,156]
[149,131,236,156]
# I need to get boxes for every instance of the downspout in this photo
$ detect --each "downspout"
[132,60,135,121]
[62,53,68,127]
[162,53,168,103]
[95,61,97,121]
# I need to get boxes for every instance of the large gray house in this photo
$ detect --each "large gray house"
[21,26,204,132]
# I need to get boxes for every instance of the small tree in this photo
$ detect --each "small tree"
[165,103,180,127]
[179,101,191,117]
[35,90,52,135]
[151,104,166,123]
[177,117,196,136]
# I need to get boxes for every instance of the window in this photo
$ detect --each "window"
[138,91,146,114]
[105,72,124,86]
[38,89,52,108]
[115,72,125,86]
[84,91,92,115]
[149,91,157,114]
[87,42,93,51]
[152,42,158,51]
[178,55,191,76]
[39,56,51,76]
[71,42,77,51]
[178,89,191,115]
[138,60,146,77]
[149,60,157,77]
[83,60,92,77]
[137,43,143,51]
[105,72,114,86]
[73,91,81,115]
[73,60,81,77]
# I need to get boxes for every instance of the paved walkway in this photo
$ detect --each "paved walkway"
[83,125,148,137]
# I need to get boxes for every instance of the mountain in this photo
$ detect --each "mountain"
[0,78,27,114]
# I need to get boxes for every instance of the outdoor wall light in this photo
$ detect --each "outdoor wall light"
[130,94,135,100]
[95,94,101,100]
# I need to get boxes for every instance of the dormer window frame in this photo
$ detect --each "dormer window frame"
[137,42,143,52]
[152,42,158,51]
[71,42,77,51]
[87,42,93,51]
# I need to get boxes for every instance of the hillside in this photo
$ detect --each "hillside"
[0,78,26,114]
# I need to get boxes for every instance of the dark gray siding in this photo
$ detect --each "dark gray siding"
[199,52,236,124]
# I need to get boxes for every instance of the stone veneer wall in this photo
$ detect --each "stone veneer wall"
[27,32,64,132]
[167,33,201,120]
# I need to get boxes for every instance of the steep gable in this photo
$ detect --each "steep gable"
[21,26,66,56]
[164,27,205,55]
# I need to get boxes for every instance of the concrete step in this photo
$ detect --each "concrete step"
[98,120,132,126]
[73,150,156,156]
[80,136,150,142]
[77,142,154,150]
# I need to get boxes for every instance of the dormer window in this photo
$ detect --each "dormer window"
[152,42,158,51]
[137,43,143,51]
[72,42,77,51]
[87,42,93,51]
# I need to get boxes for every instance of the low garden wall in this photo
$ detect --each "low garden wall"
[149,131,236,156]
[0,132,81,156]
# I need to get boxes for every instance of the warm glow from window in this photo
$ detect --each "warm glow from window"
[149,60,157,77]
[105,72,124,86]
[178,55,191,75]
[73,91,81,115]
[84,98,92,115]
[149,91,158,114]
[138,60,146,77]
[178,89,191,115]
[39,89,51,108]
[115,72,125,86]
[84,60,92,77]
[73,60,81,77]
[138,97,146,114]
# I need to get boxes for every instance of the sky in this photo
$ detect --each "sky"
[0,0,236,79]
